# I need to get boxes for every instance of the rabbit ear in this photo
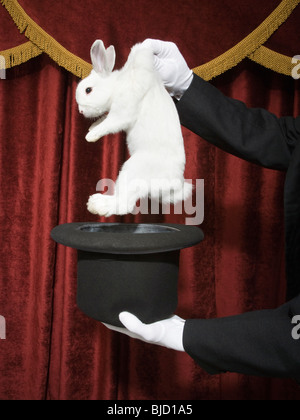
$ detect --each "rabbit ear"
[90,40,107,73]
[105,45,116,73]
[90,40,115,74]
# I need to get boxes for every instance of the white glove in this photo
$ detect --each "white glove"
[104,312,186,352]
[142,39,193,99]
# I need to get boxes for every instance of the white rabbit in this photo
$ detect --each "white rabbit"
[76,40,192,217]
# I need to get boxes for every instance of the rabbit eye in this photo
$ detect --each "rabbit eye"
[86,87,92,94]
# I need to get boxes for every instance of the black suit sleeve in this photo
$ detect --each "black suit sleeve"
[183,294,300,382]
[176,74,299,170]
[177,75,300,381]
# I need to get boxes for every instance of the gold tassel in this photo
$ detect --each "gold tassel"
[249,46,294,77]
[1,0,92,78]
[0,41,42,69]
[192,0,300,80]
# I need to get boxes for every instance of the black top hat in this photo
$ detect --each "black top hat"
[51,222,204,327]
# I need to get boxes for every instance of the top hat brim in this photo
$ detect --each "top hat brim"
[51,222,204,254]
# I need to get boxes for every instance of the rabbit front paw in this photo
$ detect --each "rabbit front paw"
[86,116,109,142]
[85,129,101,142]
[88,114,108,133]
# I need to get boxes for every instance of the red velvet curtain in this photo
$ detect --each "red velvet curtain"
[1,0,300,400]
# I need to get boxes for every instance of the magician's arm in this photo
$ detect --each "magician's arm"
[176,74,300,170]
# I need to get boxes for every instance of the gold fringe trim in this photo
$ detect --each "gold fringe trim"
[248,45,294,76]
[193,0,300,80]
[0,0,299,80]
[0,40,42,68]
[0,0,92,78]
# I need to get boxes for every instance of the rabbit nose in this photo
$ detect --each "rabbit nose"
[79,106,84,114]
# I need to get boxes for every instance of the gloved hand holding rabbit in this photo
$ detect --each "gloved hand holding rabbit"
[76,39,193,217]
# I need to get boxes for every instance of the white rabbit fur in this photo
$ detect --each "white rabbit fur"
[76,40,192,217]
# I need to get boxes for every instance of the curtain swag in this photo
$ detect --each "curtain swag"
[0,40,42,69]
[0,0,299,80]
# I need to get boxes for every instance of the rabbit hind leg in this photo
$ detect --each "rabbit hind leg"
[87,193,117,216]
[86,187,144,217]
